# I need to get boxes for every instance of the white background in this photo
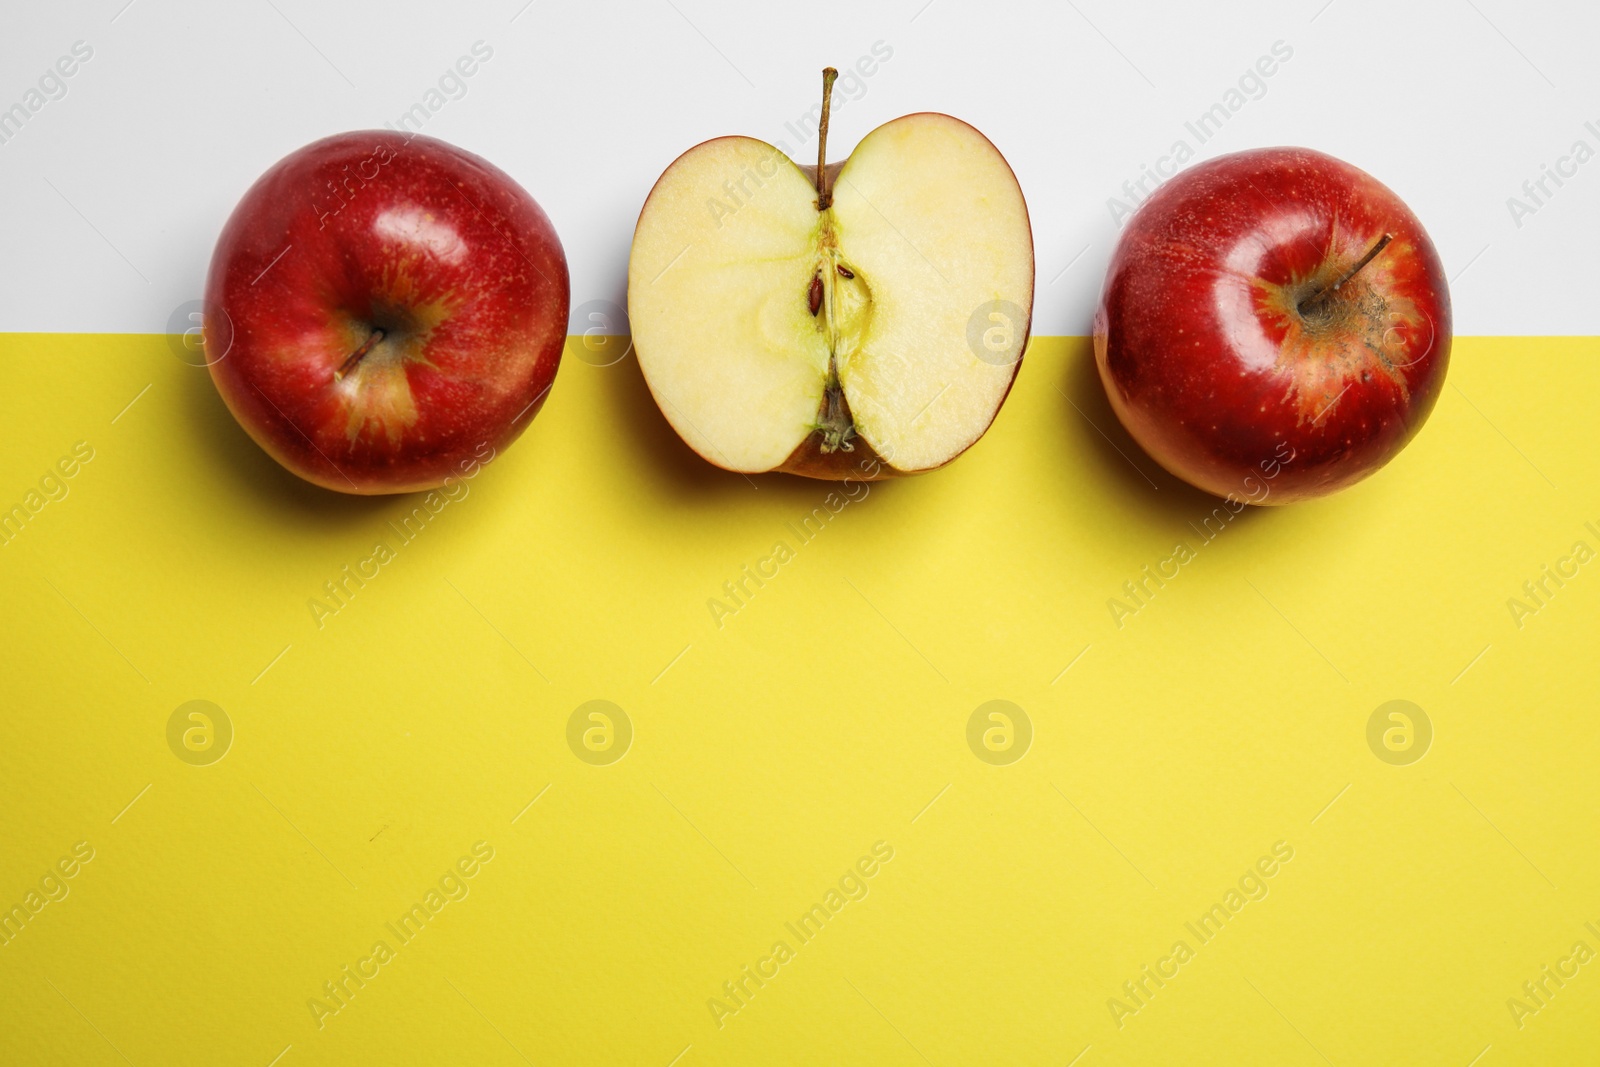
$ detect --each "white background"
[2,0,1596,335]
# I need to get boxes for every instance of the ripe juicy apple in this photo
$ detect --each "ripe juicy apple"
[1094,146,1451,504]
[628,69,1034,479]
[205,131,569,494]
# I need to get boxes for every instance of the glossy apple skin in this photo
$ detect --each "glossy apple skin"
[205,131,569,494]
[1094,147,1450,504]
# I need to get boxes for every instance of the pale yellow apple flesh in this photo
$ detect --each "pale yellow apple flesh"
[628,110,1034,477]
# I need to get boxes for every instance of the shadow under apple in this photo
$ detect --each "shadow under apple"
[1058,332,1268,537]
[175,356,395,534]
[587,345,902,511]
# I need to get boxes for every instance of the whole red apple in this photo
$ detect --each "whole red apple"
[205,131,569,494]
[1094,146,1450,504]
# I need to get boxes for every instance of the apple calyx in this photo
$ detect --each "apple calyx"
[335,327,387,382]
[815,377,856,453]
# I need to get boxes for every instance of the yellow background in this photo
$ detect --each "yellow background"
[2,333,1597,1065]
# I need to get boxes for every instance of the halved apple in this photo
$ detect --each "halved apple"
[628,70,1034,479]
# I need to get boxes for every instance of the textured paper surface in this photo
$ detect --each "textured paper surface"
[2,334,1597,1065]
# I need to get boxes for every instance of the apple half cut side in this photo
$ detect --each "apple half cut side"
[628,70,1034,479]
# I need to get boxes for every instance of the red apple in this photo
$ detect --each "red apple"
[205,131,569,494]
[1094,146,1450,504]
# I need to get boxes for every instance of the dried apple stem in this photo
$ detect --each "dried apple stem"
[816,67,838,211]
[1300,233,1393,314]
[335,327,385,381]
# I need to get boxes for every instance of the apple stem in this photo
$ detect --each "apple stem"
[1299,233,1393,314]
[335,328,385,381]
[816,67,838,211]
